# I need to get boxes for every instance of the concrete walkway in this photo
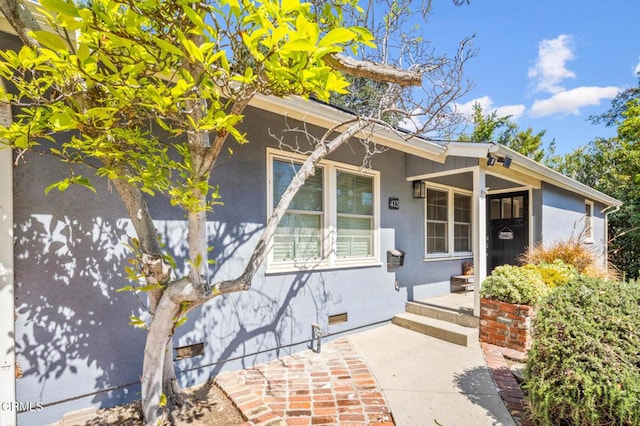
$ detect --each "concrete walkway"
[349,324,515,426]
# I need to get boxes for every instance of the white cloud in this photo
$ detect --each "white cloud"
[528,34,576,94]
[399,108,424,132]
[529,86,620,117]
[456,96,526,120]
[634,57,640,75]
[495,104,527,120]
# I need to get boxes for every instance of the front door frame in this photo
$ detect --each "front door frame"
[487,190,531,273]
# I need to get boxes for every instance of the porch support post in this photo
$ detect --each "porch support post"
[472,166,487,317]
[0,96,16,425]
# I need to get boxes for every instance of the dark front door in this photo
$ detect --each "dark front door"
[488,191,529,272]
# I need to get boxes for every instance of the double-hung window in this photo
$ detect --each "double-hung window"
[425,186,472,258]
[336,172,374,258]
[268,149,379,270]
[272,160,324,260]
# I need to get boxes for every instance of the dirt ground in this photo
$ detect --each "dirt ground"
[91,380,244,425]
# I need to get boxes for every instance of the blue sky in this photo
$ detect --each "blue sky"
[422,1,640,154]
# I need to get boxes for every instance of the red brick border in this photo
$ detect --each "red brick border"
[215,338,394,426]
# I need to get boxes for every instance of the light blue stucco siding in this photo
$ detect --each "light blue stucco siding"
[540,182,608,267]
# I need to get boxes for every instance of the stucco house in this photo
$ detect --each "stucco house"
[0,26,622,425]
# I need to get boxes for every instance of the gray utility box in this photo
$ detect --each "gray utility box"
[386,249,405,269]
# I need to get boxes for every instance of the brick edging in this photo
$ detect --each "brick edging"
[481,343,533,426]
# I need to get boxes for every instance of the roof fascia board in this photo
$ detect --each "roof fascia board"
[406,166,477,182]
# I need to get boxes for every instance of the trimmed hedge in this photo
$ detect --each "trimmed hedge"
[480,264,550,306]
[525,276,640,425]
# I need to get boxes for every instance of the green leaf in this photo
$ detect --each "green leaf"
[318,28,356,47]
[154,37,184,57]
[183,5,205,30]
[181,38,204,63]
[44,181,63,195]
[39,0,80,18]
[129,315,148,329]
[72,176,96,193]
[138,284,163,292]
[116,285,136,293]
[280,39,314,53]
[31,31,68,51]
[175,316,188,328]
[159,394,167,407]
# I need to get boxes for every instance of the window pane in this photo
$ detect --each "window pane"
[274,213,322,259]
[454,194,471,222]
[337,172,373,215]
[273,160,323,211]
[585,202,593,236]
[454,224,471,252]
[513,196,524,218]
[490,199,501,219]
[454,193,472,253]
[337,216,372,257]
[501,198,513,219]
[426,222,448,254]
[427,189,447,221]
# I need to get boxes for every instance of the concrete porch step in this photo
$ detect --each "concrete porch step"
[405,301,479,328]
[392,312,479,347]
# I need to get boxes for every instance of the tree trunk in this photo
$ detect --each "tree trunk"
[141,294,181,425]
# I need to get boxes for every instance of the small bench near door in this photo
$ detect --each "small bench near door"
[451,275,474,294]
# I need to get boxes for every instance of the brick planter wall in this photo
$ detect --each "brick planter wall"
[479,298,535,352]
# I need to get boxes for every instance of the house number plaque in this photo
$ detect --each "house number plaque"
[388,198,400,210]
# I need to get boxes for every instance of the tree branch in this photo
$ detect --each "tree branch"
[0,0,41,48]
[325,53,424,87]
[181,118,375,313]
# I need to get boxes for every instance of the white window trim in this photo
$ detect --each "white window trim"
[266,148,381,273]
[424,183,473,260]
[585,199,594,244]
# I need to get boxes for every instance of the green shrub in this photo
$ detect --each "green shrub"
[525,276,640,425]
[523,260,579,288]
[480,264,550,305]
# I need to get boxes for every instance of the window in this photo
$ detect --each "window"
[585,200,594,243]
[426,188,448,254]
[336,172,374,257]
[272,160,324,260]
[268,149,379,270]
[425,186,472,257]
